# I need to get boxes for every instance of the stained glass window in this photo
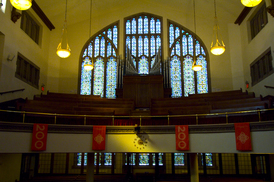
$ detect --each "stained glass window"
[201,153,213,166]
[174,153,185,166]
[168,22,208,97]
[139,153,150,166]
[104,153,112,166]
[125,13,162,74]
[152,153,164,166]
[80,23,118,98]
[125,153,136,165]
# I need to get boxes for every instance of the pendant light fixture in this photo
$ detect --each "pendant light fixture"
[10,0,32,10]
[56,0,71,58]
[192,0,202,72]
[241,0,262,7]
[84,0,94,71]
[210,0,225,56]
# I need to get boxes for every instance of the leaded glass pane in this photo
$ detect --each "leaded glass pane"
[195,41,200,56]
[138,56,149,74]
[138,17,143,34]
[175,27,180,39]
[113,48,116,56]
[151,36,156,56]
[83,49,87,57]
[126,36,131,49]
[188,35,193,55]
[182,35,187,56]
[201,47,205,55]
[125,153,136,165]
[113,26,118,48]
[95,37,100,57]
[156,35,161,50]
[144,36,149,56]
[106,58,117,99]
[138,36,143,56]
[201,153,213,166]
[100,37,105,56]
[126,20,131,34]
[170,56,182,97]
[104,153,112,166]
[151,57,155,68]
[153,153,164,166]
[169,24,174,47]
[132,36,136,57]
[144,16,149,34]
[77,153,82,166]
[156,19,161,33]
[107,43,112,57]
[171,47,175,56]
[174,153,185,166]
[80,60,92,95]
[197,56,208,94]
[139,153,149,166]
[93,58,104,97]
[150,18,155,33]
[183,56,195,97]
[94,153,102,166]
[176,41,181,56]
[88,43,93,57]
[132,18,136,34]
[107,29,112,40]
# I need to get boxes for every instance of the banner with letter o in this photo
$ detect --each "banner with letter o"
[175,125,189,151]
[31,124,48,151]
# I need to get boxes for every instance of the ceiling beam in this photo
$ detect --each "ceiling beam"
[234,7,252,25]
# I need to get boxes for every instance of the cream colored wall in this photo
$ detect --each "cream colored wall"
[47,0,236,94]
[0,154,22,182]
[238,3,274,97]
[0,2,51,102]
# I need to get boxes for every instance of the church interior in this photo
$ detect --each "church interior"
[0,0,274,182]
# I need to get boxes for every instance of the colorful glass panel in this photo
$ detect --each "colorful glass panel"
[183,56,195,97]
[138,56,149,74]
[175,27,180,39]
[107,29,112,40]
[94,153,102,166]
[156,19,161,33]
[80,60,92,95]
[104,153,112,166]
[144,16,149,34]
[138,17,143,34]
[195,41,200,56]
[151,36,156,56]
[150,18,155,33]
[126,20,131,34]
[125,153,136,165]
[156,35,161,50]
[139,153,149,166]
[113,26,118,48]
[169,24,174,47]
[174,153,185,166]
[153,153,164,166]
[132,36,137,57]
[107,43,112,57]
[197,56,208,94]
[188,35,193,55]
[132,18,136,34]
[100,37,105,56]
[170,56,182,97]
[88,43,93,57]
[176,41,180,56]
[83,48,87,57]
[201,153,213,166]
[144,36,149,56]
[106,58,117,99]
[94,37,100,57]
[93,58,104,97]
[182,35,187,56]
[138,36,143,56]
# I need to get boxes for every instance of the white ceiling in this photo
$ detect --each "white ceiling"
[35,0,246,29]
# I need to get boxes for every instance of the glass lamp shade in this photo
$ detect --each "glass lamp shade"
[241,0,262,7]
[56,47,71,58]
[10,0,32,10]
[56,27,71,58]
[84,63,93,71]
[211,46,225,55]
[192,64,202,71]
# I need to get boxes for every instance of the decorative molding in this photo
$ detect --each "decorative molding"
[235,7,252,25]
[1,121,274,134]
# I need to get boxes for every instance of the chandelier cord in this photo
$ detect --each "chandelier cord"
[65,0,68,22]
[193,0,197,62]
[214,0,217,18]
[89,0,92,38]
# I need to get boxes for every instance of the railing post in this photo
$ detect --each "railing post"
[168,115,170,125]
[22,111,25,123]
[54,113,57,124]
[226,112,228,124]
[140,116,142,126]
[257,109,261,122]
[112,115,114,126]
[196,114,198,125]
[84,115,86,125]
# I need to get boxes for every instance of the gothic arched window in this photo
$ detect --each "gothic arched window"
[125,13,162,74]
[169,21,209,97]
[79,22,119,98]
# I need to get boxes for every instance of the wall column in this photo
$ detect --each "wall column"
[189,153,199,182]
[86,153,94,182]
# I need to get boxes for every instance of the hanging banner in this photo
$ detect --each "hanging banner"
[175,125,189,150]
[234,123,252,151]
[92,126,106,150]
[31,124,48,151]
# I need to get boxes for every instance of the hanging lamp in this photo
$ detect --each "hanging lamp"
[56,0,71,58]
[192,0,202,72]
[84,0,94,71]
[10,0,32,10]
[241,0,262,7]
[210,0,225,56]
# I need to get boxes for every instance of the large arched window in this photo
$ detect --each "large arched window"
[79,22,119,98]
[125,13,162,74]
[168,20,209,97]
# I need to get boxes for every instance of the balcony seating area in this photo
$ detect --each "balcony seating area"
[0,89,271,125]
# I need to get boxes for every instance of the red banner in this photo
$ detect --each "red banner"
[92,126,106,150]
[31,124,48,151]
[234,123,252,151]
[175,125,189,150]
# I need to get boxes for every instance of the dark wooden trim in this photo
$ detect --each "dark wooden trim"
[50,153,54,174]
[80,153,85,174]
[0,88,24,95]
[65,153,69,174]
[31,1,55,30]
[171,153,175,175]
[234,154,239,175]
[234,7,253,25]
[111,153,115,174]
[202,153,207,176]
[218,153,223,175]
